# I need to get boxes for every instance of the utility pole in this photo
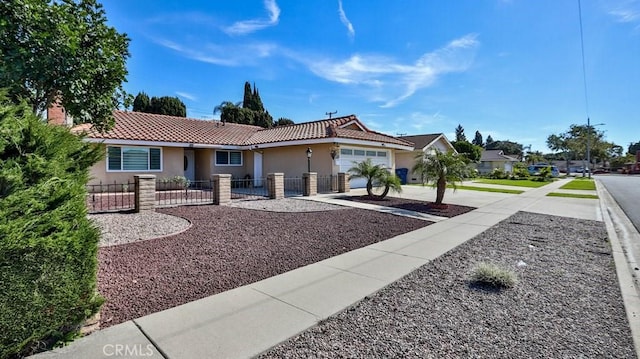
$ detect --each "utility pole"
[325,111,337,119]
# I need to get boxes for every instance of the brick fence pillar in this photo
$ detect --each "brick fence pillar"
[134,174,156,212]
[267,173,284,199]
[303,172,317,196]
[338,172,350,193]
[212,174,231,205]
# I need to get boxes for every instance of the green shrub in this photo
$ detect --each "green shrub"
[487,168,509,179]
[0,98,103,357]
[533,166,553,182]
[511,163,530,179]
[470,262,517,288]
[159,175,191,190]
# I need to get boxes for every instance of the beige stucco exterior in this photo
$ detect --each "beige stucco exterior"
[89,146,184,185]
[261,144,334,178]
[89,142,403,186]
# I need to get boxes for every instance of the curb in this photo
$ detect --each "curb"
[597,182,640,356]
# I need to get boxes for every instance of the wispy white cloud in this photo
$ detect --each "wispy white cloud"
[176,91,197,101]
[224,0,281,35]
[305,34,479,108]
[609,8,640,22]
[153,38,278,66]
[338,0,355,40]
[607,0,640,24]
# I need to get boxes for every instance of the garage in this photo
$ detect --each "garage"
[338,147,391,188]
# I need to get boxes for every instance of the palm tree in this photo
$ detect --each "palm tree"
[412,149,470,206]
[348,159,402,199]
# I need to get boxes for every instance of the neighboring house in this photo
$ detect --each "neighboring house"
[477,149,520,174]
[395,134,456,184]
[71,111,414,188]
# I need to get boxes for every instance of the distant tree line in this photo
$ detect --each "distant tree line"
[133,92,186,117]
[214,82,294,128]
[454,122,637,170]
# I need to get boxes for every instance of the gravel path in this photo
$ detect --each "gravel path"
[89,211,191,246]
[227,197,345,212]
[260,211,636,358]
[97,205,431,327]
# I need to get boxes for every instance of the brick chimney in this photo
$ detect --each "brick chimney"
[46,97,71,126]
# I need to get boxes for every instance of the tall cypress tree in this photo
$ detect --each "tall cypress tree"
[472,130,484,147]
[242,82,254,110]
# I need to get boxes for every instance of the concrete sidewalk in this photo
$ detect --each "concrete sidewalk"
[33,177,637,358]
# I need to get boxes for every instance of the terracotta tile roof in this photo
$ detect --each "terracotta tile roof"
[248,115,413,147]
[75,111,412,148]
[76,111,261,145]
[398,134,444,149]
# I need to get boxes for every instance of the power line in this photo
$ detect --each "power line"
[578,0,589,117]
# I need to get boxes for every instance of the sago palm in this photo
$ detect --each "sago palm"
[412,149,469,205]
[348,159,402,199]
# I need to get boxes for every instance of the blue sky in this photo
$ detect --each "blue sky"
[102,0,639,153]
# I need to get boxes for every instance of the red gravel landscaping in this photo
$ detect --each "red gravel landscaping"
[340,195,476,218]
[97,206,432,327]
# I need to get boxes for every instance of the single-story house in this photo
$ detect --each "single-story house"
[395,134,456,184]
[476,149,520,174]
[70,111,414,188]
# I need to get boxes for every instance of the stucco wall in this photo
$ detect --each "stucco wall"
[395,150,421,183]
[88,146,184,185]
[262,144,334,178]
[209,150,251,179]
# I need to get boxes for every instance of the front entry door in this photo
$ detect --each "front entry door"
[184,150,195,182]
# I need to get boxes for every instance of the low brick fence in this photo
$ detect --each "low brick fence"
[87,172,350,213]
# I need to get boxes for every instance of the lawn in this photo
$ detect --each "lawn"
[559,178,596,190]
[472,179,550,188]
[546,192,599,199]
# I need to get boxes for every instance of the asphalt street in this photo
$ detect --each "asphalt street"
[597,175,640,233]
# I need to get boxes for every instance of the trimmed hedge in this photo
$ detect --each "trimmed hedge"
[0,98,103,358]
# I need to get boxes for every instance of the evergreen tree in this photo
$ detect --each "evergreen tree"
[455,124,467,142]
[0,97,103,356]
[274,117,295,126]
[152,96,186,117]
[485,135,495,148]
[452,141,482,162]
[219,82,272,127]
[472,130,484,147]
[242,82,254,110]
[132,92,151,112]
[252,86,265,112]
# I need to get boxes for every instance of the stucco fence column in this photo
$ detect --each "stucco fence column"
[303,172,317,196]
[134,174,156,212]
[338,172,350,193]
[212,174,231,205]
[267,173,284,199]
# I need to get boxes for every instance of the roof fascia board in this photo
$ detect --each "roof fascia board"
[247,137,413,151]
[84,138,241,149]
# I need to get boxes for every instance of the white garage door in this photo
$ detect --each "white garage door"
[339,147,391,188]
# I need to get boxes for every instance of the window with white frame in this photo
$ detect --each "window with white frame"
[106,146,161,171]
[215,150,243,166]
